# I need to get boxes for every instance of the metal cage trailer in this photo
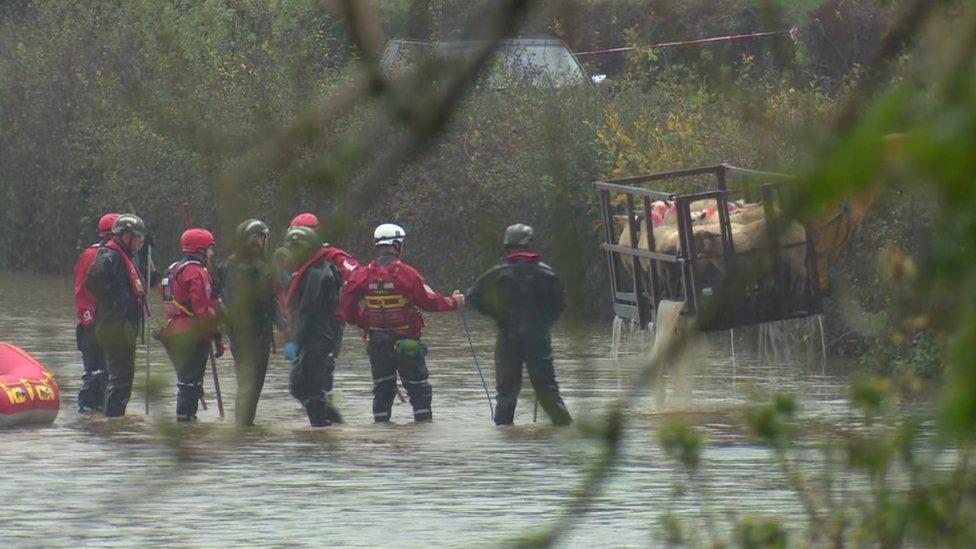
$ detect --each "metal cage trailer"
[596,164,822,332]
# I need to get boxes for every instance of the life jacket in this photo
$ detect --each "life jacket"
[105,240,148,314]
[74,243,101,325]
[160,259,203,319]
[363,258,413,333]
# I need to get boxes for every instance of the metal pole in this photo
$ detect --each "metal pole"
[144,243,152,415]
[459,307,494,420]
[730,328,736,394]
[209,343,224,418]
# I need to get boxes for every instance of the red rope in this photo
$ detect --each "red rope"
[575,27,798,57]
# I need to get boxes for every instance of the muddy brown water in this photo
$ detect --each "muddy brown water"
[1,272,856,546]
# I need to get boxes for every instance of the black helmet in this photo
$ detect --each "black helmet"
[112,214,146,237]
[236,219,270,248]
[503,223,533,247]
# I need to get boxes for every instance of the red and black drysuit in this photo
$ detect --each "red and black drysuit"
[285,247,344,427]
[275,243,357,334]
[466,251,571,426]
[159,255,219,421]
[338,251,457,422]
[74,240,109,412]
[84,240,148,417]
[216,249,281,426]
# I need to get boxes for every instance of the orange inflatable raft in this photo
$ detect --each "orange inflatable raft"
[0,343,60,428]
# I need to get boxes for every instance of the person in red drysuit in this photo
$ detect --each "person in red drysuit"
[159,228,222,422]
[286,212,361,377]
[337,223,464,422]
[84,214,148,417]
[74,213,119,412]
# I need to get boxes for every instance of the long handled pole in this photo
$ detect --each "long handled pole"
[129,201,154,415]
[144,242,152,414]
[459,307,494,420]
[209,343,225,418]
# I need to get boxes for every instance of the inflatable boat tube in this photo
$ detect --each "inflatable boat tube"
[0,343,60,428]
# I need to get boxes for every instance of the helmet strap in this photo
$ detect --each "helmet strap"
[121,232,133,253]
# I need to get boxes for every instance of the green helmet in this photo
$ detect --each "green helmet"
[285,225,318,249]
[112,214,146,236]
[503,223,533,247]
[236,219,270,248]
[284,226,318,264]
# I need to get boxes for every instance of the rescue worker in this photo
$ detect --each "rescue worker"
[84,214,148,417]
[216,219,279,426]
[280,226,344,427]
[466,223,572,426]
[287,212,360,392]
[338,223,464,423]
[74,212,119,412]
[159,228,222,422]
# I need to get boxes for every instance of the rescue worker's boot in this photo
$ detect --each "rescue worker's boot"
[368,333,399,422]
[526,338,572,427]
[321,355,343,424]
[289,348,339,427]
[493,334,524,426]
[104,377,133,418]
[176,380,204,421]
[400,356,432,422]
[370,374,397,423]
[323,391,344,424]
[77,324,107,412]
[169,338,209,422]
[231,331,271,426]
[532,385,572,426]
[99,324,138,418]
[78,370,106,413]
[303,399,332,427]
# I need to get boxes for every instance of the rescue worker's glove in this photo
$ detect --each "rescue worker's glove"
[213,334,225,358]
[284,341,300,361]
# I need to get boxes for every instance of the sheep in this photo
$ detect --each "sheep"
[614,201,810,302]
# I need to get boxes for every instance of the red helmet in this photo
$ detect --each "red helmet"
[290,213,319,229]
[97,213,120,236]
[181,228,215,254]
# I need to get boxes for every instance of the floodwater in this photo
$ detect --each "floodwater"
[1,272,855,546]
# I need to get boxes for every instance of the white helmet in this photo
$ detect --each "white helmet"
[374,223,406,247]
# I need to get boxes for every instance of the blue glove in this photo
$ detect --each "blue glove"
[284,341,300,361]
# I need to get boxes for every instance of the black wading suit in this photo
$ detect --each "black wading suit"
[288,251,344,426]
[85,242,145,417]
[467,251,572,426]
[217,249,279,426]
